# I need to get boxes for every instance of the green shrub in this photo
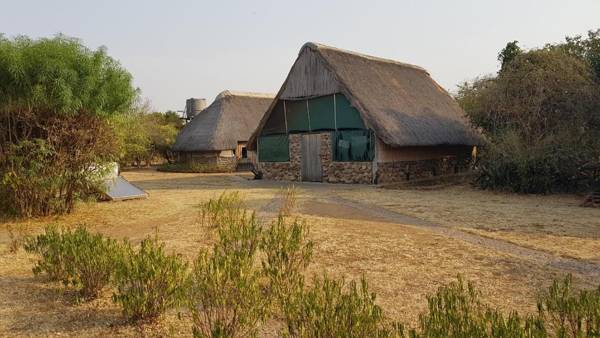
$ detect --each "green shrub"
[538,274,600,337]
[25,225,122,299]
[413,276,546,338]
[261,215,313,308]
[63,227,122,299]
[112,235,188,322]
[187,202,267,337]
[281,274,404,338]
[200,191,245,229]
[157,162,233,173]
[24,225,71,281]
[278,185,298,216]
[475,131,594,194]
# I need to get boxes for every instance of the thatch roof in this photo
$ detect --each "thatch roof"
[249,43,480,149]
[172,90,274,152]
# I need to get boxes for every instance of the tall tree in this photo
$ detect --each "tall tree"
[0,34,137,216]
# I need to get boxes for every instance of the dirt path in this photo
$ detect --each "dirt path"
[292,187,600,281]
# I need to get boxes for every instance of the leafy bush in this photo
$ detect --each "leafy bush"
[538,274,600,337]
[24,225,71,281]
[413,276,546,337]
[200,191,245,228]
[187,201,267,337]
[475,131,595,193]
[25,225,121,299]
[281,274,404,337]
[63,227,122,299]
[261,215,313,308]
[112,235,188,322]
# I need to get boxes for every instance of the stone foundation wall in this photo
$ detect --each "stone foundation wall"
[376,156,472,184]
[177,151,237,172]
[320,133,373,184]
[259,132,373,184]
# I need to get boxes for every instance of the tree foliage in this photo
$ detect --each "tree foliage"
[0,34,136,216]
[457,31,600,193]
[111,104,182,167]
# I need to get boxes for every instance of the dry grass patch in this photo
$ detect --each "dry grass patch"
[336,185,600,262]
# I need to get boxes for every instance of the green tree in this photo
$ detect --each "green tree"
[0,34,136,216]
[497,40,522,71]
[457,47,600,193]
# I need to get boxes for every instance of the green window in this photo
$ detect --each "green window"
[332,130,374,162]
[261,101,286,135]
[335,94,365,129]
[258,134,289,162]
[308,95,335,130]
[286,100,310,132]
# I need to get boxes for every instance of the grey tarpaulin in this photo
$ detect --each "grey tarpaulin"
[103,176,148,201]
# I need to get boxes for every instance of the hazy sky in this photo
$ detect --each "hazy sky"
[2,0,599,111]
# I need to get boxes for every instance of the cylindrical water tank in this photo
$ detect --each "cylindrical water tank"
[185,98,207,120]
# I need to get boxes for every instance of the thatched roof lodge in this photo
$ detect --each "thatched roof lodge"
[173,90,274,171]
[248,42,480,183]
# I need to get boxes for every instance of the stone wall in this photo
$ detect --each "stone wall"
[375,155,472,184]
[259,132,373,184]
[177,151,237,172]
[320,133,373,184]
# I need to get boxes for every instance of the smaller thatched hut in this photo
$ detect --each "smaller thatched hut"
[172,90,274,171]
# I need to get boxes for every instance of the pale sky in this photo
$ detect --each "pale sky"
[2,0,599,111]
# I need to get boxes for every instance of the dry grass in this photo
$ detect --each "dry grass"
[0,169,598,337]
[336,185,600,262]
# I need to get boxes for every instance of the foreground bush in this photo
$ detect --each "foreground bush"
[282,274,404,337]
[261,215,313,309]
[25,225,70,281]
[187,206,267,337]
[113,235,188,322]
[538,274,600,337]
[413,276,546,338]
[25,225,121,299]
[200,191,245,228]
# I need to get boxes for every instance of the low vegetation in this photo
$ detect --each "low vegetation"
[457,30,600,193]
[112,234,188,322]
[157,162,234,173]
[25,225,121,299]
[18,192,600,336]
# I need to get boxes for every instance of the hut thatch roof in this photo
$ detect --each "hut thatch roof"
[249,42,480,149]
[173,91,274,152]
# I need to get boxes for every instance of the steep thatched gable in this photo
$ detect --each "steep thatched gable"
[249,42,480,149]
[173,91,274,152]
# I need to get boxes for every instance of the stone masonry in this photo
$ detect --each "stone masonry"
[259,132,373,184]
[375,156,472,184]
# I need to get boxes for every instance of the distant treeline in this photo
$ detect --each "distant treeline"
[457,30,600,193]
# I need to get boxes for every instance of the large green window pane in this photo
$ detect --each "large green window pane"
[335,94,365,129]
[258,134,290,162]
[261,101,286,135]
[286,100,310,132]
[308,95,335,131]
[332,130,374,162]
